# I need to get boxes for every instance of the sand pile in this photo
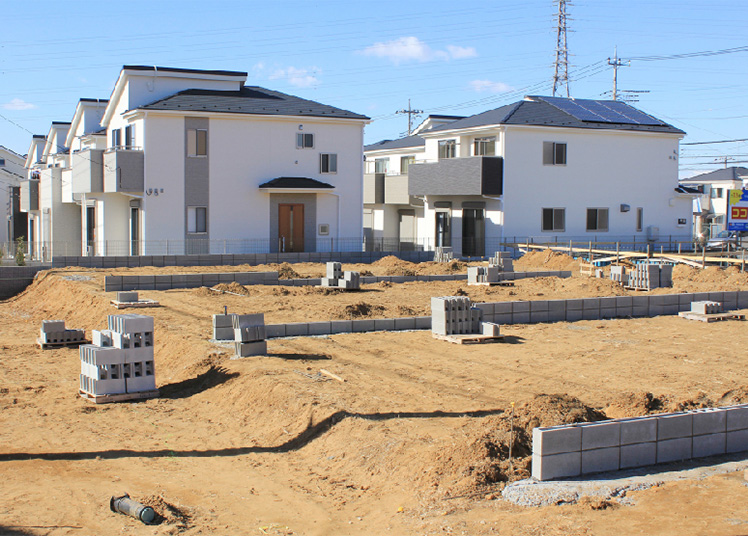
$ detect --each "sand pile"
[515,249,581,272]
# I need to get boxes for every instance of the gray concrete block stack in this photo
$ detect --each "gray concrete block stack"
[490,251,513,272]
[532,404,748,481]
[79,314,156,399]
[40,320,85,346]
[431,296,500,337]
[117,291,139,303]
[213,313,236,340]
[627,262,673,289]
[691,301,723,314]
[467,266,499,285]
[321,262,361,289]
[609,265,626,284]
[434,247,454,263]
[232,313,267,357]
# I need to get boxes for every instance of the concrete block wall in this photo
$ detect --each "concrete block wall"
[265,316,432,339]
[532,404,748,480]
[40,319,85,345]
[0,265,52,300]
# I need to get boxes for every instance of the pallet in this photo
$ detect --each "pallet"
[37,338,88,350]
[79,389,159,404]
[432,333,504,345]
[468,281,515,287]
[110,299,161,309]
[678,311,745,323]
[623,286,654,292]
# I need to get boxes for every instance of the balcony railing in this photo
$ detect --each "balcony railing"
[104,148,144,192]
[72,148,105,194]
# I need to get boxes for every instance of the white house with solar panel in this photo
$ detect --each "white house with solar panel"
[364,95,693,256]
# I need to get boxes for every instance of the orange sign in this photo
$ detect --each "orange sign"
[732,206,748,220]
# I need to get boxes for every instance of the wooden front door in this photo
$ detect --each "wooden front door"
[279,204,304,252]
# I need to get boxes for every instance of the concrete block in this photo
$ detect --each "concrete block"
[725,405,748,431]
[126,374,157,393]
[201,274,220,288]
[234,340,267,357]
[393,317,416,331]
[109,314,154,334]
[530,300,549,312]
[512,301,530,313]
[678,293,695,306]
[138,276,155,291]
[582,447,620,475]
[693,408,727,435]
[265,324,286,338]
[723,291,739,310]
[234,325,266,342]
[232,313,265,329]
[218,273,235,284]
[41,320,65,333]
[308,322,331,336]
[657,437,692,463]
[374,318,396,331]
[533,426,581,456]
[415,317,432,330]
[213,314,235,328]
[184,274,202,288]
[648,305,665,317]
[566,298,585,311]
[117,291,139,303]
[493,302,512,314]
[738,291,748,309]
[532,451,581,480]
[657,413,693,440]
[352,319,375,333]
[213,327,234,340]
[474,302,494,316]
[565,309,584,322]
[692,433,726,458]
[620,417,657,445]
[92,330,113,347]
[481,322,500,337]
[582,422,620,450]
[284,323,309,337]
[726,429,748,453]
[530,310,549,323]
[620,442,656,469]
[708,291,725,304]
[547,300,566,321]
[330,320,353,334]
[662,294,679,306]
[599,297,617,310]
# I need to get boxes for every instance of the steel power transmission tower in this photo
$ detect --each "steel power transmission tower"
[552,0,571,97]
[396,99,423,136]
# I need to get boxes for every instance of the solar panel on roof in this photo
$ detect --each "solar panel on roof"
[597,100,664,126]
[537,96,666,126]
[540,96,606,122]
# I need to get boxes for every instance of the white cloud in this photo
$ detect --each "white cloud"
[361,37,477,65]
[469,80,514,93]
[268,66,320,88]
[3,98,37,111]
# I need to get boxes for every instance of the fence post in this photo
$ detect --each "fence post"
[588,241,592,263]
[702,247,706,269]
[569,239,572,255]
[678,242,682,255]
[616,242,619,264]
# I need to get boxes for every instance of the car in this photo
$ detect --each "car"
[705,230,747,251]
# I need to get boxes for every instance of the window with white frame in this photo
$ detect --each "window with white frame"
[111,128,121,148]
[474,137,496,156]
[543,141,567,165]
[125,125,134,148]
[296,133,314,149]
[586,208,609,232]
[542,208,565,232]
[710,187,723,199]
[320,153,337,174]
[438,139,456,159]
[374,158,389,174]
[187,129,207,157]
[187,206,207,234]
[400,155,414,174]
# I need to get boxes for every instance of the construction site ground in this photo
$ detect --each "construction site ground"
[2,251,748,535]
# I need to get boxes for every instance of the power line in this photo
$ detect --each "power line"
[628,45,748,62]
[682,138,748,146]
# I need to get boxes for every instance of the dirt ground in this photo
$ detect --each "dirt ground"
[2,251,748,535]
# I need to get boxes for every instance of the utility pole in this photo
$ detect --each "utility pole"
[607,46,629,101]
[552,0,571,98]
[396,99,423,136]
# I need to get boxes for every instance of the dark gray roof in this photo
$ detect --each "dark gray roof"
[139,87,369,121]
[428,97,684,135]
[680,166,748,183]
[80,98,109,103]
[123,65,247,77]
[365,135,425,152]
[674,185,701,194]
[258,177,334,189]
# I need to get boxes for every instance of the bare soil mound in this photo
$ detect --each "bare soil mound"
[213,282,251,295]
[275,262,302,280]
[515,250,581,272]
[371,255,417,276]
[604,392,666,419]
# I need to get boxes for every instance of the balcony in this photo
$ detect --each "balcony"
[104,148,144,193]
[363,173,384,204]
[408,156,503,197]
[364,172,415,205]
[19,179,39,212]
[72,149,104,194]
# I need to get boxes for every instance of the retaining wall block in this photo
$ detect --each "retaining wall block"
[530,300,549,312]
[707,291,725,304]
[726,405,748,431]
[201,275,220,288]
[723,291,739,310]
[171,275,188,288]
[284,323,309,337]
[691,292,709,302]
[738,290,748,309]
[533,425,581,456]
[582,422,621,450]
[619,416,658,445]
[415,316,432,330]
[620,442,657,469]
[233,273,252,285]
[106,276,123,290]
[352,319,376,333]
[532,452,581,481]
[657,413,693,440]
[692,433,726,458]
[582,298,601,320]
[265,324,286,338]
[581,447,620,475]
[220,255,235,266]
[693,408,727,435]
[512,301,530,313]
[138,276,156,291]
[232,314,264,329]
[494,312,512,325]
[163,256,177,266]
[529,310,549,323]
[184,274,202,288]
[174,256,191,266]
[154,275,172,290]
[218,273,235,283]
[474,303,494,316]
[393,317,416,331]
[150,256,164,268]
[234,340,267,357]
[213,314,235,328]
[121,276,139,291]
[493,302,512,314]
[213,327,234,340]
[678,293,695,307]
[329,320,353,334]
[726,429,748,453]
[308,322,332,336]
[374,318,396,331]
[263,272,279,283]
[656,437,692,463]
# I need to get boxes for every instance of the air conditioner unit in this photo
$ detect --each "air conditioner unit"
[646,226,659,241]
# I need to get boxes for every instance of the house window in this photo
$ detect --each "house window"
[296,133,314,149]
[187,206,207,234]
[636,207,643,232]
[542,208,565,232]
[320,153,337,174]
[374,158,389,174]
[586,208,609,232]
[111,128,121,148]
[711,187,723,199]
[125,125,133,148]
[0,158,5,166]
[474,137,495,156]
[187,129,207,157]
[438,140,456,159]
[400,155,414,174]
[543,142,567,165]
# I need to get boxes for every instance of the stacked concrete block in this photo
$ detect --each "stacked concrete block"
[430,296,499,337]
[626,262,673,290]
[40,320,85,345]
[467,266,500,285]
[116,291,139,303]
[232,313,267,357]
[80,314,156,398]
[213,313,236,340]
[434,247,454,263]
[532,404,748,481]
[320,262,361,290]
[691,301,723,315]
[489,251,513,272]
[609,265,626,284]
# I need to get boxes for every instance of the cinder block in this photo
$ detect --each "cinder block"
[330,320,353,334]
[414,317,431,330]
[474,303,494,316]
[351,319,375,333]
[726,405,748,431]
[723,291,739,310]
[138,276,156,291]
[41,320,65,333]
[582,447,620,475]
[512,301,530,313]
[184,274,202,288]
[494,302,512,314]
[117,291,139,303]
[213,314,235,328]
[657,413,693,440]
[213,327,234,340]
[657,437,692,463]
[265,324,286,338]
[393,317,416,331]
[565,309,584,322]
[308,322,332,336]
[234,340,267,357]
[232,313,265,329]
[533,426,581,456]
[532,451,581,481]
[692,433,726,458]
[678,293,695,306]
[374,318,396,331]
[708,292,725,304]
[693,409,727,435]
[620,442,656,469]
[726,429,748,453]
[738,291,748,309]
[284,323,309,337]
[692,292,710,303]
[92,330,113,347]
[481,322,500,337]
[234,325,266,342]
[201,275,220,288]
[548,300,566,321]
[582,422,620,450]
[620,417,657,445]
[530,300,549,312]
[530,310,549,323]
[126,374,157,393]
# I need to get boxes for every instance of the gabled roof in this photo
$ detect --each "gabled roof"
[680,166,748,183]
[258,177,334,189]
[138,87,369,121]
[426,96,684,135]
[364,135,424,152]
[122,65,247,77]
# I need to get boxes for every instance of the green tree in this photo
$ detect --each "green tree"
[15,236,25,266]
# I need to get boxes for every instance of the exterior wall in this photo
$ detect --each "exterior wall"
[0,148,26,244]
[81,193,131,255]
[418,195,502,255]
[501,126,689,240]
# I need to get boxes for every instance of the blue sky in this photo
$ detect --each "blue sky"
[1,0,746,178]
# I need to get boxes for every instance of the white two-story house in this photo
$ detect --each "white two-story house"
[679,167,748,238]
[364,95,692,257]
[0,145,27,247]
